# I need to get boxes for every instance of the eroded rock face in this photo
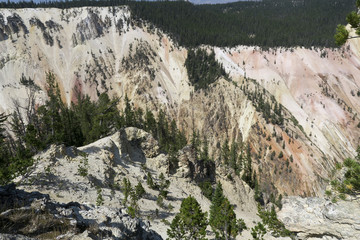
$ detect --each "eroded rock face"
[0,14,8,41]
[0,183,162,240]
[175,145,216,182]
[278,196,360,240]
[73,10,110,45]
[6,13,28,35]
[123,127,160,159]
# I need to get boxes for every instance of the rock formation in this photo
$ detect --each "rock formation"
[278,196,360,240]
[0,183,162,240]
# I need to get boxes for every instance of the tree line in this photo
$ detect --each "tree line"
[0,0,355,48]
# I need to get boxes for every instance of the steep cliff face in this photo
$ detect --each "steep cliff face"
[0,6,359,197]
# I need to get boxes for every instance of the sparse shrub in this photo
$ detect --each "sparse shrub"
[339,193,346,200]
[251,222,267,240]
[147,172,157,190]
[135,181,146,199]
[122,178,132,206]
[77,157,89,177]
[156,195,165,208]
[127,206,136,218]
[158,173,170,199]
[335,162,342,170]
[96,187,104,206]
[325,190,332,197]
[198,180,214,200]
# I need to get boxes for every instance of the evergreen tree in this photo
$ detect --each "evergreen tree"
[144,108,156,135]
[135,181,146,199]
[191,130,201,158]
[221,139,230,165]
[200,136,210,162]
[122,177,132,206]
[229,141,238,172]
[124,94,135,127]
[159,172,170,198]
[335,1,360,45]
[147,172,157,190]
[167,196,208,240]
[209,182,245,240]
[242,145,254,188]
[168,215,185,239]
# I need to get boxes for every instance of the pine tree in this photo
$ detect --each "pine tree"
[147,172,157,190]
[209,182,225,235]
[122,177,132,206]
[200,136,210,162]
[221,139,230,165]
[167,215,185,240]
[159,172,170,198]
[167,196,208,240]
[135,181,146,199]
[124,94,135,127]
[242,144,254,188]
[144,108,156,135]
[209,182,246,239]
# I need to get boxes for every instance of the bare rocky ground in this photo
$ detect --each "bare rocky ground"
[11,127,259,239]
[0,183,162,240]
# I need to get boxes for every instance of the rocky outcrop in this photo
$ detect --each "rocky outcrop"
[73,10,110,45]
[122,127,160,159]
[0,13,28,41]
[278,196,360,240]
[0,183,162,240]
[0,14,8,41]
[11,128,259,239]
[175,145,216,182]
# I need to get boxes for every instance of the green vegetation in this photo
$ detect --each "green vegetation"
[0,0,354,48]
[335,0,360,45]
[167,196,208,240]
[209,182,246,239]
[251,222,267,240]
[77,157,89,177]
[0,72,187,184]
[185,49,228,90]
[330,148,360,196]
[0,112,33,185]
[135,181,146,199]
[158,173,170,199]
[122,177,132,206]
[342,157,360,193]
[96,186,104,206]
[147,172,157,190]
[198,180,213,200]
[257,205,292,237]
[130,0,354,48]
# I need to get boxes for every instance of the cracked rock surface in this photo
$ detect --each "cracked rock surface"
[278,196,360,240]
